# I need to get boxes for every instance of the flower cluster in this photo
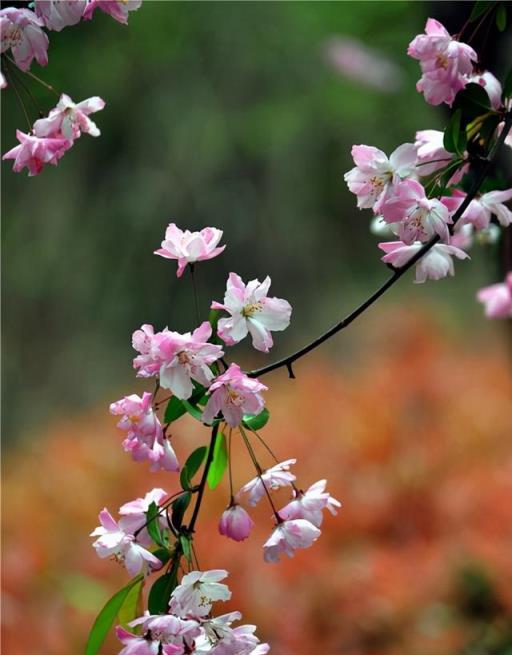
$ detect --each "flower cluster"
[1,1,142,176]
[118,570,269,655]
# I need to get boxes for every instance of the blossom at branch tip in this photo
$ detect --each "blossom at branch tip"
[236,459,296,507]
[278,479,341,528]
[0,7,49,71]
[212,273,292,353]
[132,322,224,400]
[83,0,142,25]
[2,129,72,176]
[116,625,184,655]
[344,143,417,210]
[414,129,467,182]
[202,363,267,428]
[263,518,321,564]
[34,1,87,31]
[169,570,231,619]
[477,273,512,319]
[379,178,452,244]
[90,508,162,577]
[408,18,477,106]
[468,70,503,111]
[128,612,201,653]
[109,392,179,472]
[155,223,226,278]
[33,94,105,140]
[118,488,169,546]
[442,188,512,231]
[378,240,469,283]
[219,504,254,541]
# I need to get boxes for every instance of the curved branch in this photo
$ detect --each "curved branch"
[187,423,220,533]
[250,112,512,379]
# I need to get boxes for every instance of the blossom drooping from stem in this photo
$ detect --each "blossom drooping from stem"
[344,143,417,210]
[263,518,321,564]
[169,570,231,619]
[408,18,477,106]
[83,0,142,25]
[33,94,105,140]
[202,363,267,428]
[155,223,226,278]
[118,488,169,547]
[219,504,255,542]
[278,479,341,528]
[379,240,469,283]
[477,273,512,319]
[0,7,49,71]
[212,272,292,353]
[34,1,87,32]
[2,129,72,176]
[442,188,512,231]
[236,459,297,507]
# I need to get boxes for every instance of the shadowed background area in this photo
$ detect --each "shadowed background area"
[1,1,512,654]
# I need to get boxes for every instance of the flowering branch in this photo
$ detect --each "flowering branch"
[250,111,512,379]
[187,423,220,534]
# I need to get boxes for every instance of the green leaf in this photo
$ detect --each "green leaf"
[504,69,512,99]
[148,571,178,615]
[145,502,166,547]
[242,407,270,431]
[207,431,228,489]
[164,396,187,424]
[182,399,204,423]
[152,547,171,565]
[117,578,143,629]
[443,109,462,154]
[452,83,491,126]
[85,575,143,655]
[469,0,495,22]
[208,308,220,330]
[171,491,192,530]
[180,534,192,563]
[496,3,507,30]
[180,446,207,490]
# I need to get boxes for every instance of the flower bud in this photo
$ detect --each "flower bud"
[219,504,254,542]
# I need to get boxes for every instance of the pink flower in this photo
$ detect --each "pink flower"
[34,1,86,31]
[83,0,142,25]
[278,479,341,528]
[468,70,503,111]
[90,508,162,577]
[408,18,477,106]
[154,223,226,278]
[128,613,200,652]
[169,570,231,619]
[477,273,512,319]
[116,625,184,655]
[344,143,417,210]
[202,364,267,428]
[208,624,261,655]
[33,93,105,139]
[109,392,179,472]
[0,7,49,70]
[263,519,321,564]
[2,129,72,176]
[118,488,169,547]
[132,322,224,400]
[379,240,469,283]
[380,178,452,244]
[236,459,296,507]
[414,129,466,179]
[219,504,254,542]
[212,273,292,353]
[442,189,512,230]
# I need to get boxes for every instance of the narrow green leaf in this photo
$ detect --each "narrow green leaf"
[171,491,192,530]
[453,83,491,125]
[147,571,177,615]
[469,0,495,22]
[164,396,187,424]
[207,431,228,489]
[180,446,207,490]
[146,502,166,547]
[152,547,171,565]
[85,575,143,655]
[117,578,143,629]
[496,3,507,31]
[443,109,462,154]
[242,407,270,431]
[182,399,204,422]
[180,534,192,563]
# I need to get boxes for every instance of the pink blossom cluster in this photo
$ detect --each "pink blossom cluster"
[477,272,512,319]
[1,1,142,176]
[117,570,269,654]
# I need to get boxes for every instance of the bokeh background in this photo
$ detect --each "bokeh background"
[2,1,512,654]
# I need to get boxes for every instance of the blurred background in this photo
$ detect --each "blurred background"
[2,1,512,654]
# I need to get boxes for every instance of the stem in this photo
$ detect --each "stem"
[4,63,32,131]
[189,264,201,324]
[227,428,234,501]
[4,54,59,96]
[250,112,512,379]
[133,490,188,538]
[247,426,280,464]
[187,423,220,533]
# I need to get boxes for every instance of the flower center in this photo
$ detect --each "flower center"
[3,26,23,48]
[242,301,262,317]
[435,53,449,69]
[227,387,245,406]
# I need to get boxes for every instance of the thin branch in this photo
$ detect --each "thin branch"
[187,422,220,533]
[250,112,512,379]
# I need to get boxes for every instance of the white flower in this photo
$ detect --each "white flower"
[170,570,231,618]
[237,459,296,507]
[263,519,321,564]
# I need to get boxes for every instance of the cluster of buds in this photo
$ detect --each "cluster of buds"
[1,1,142,175]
